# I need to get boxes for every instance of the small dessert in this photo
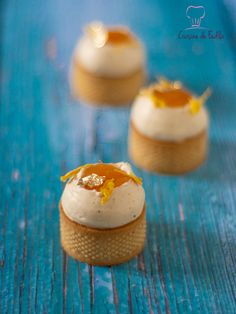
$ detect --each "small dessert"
[129,78,211,174]
[70,21,146,106]
[59,162,146,265]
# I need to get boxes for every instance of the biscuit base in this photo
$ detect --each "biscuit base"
[59,203,146,266]
[129,123,208,174]
[70,60,145,106]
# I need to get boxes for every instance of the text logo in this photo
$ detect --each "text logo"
[177,5,224,40]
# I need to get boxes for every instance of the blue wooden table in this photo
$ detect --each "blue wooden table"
[1,0,236,313]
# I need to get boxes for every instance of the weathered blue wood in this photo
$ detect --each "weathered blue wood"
[0,0,236,313]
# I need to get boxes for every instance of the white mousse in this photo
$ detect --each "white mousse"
[74,31,145,78]
[131,95,209,141]
[61,162,145,229]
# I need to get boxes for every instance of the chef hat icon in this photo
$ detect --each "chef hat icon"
[186,6,205,28]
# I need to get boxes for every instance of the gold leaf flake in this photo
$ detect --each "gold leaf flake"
[85,21,108,48]
[78,173,106,188]
[155,77,182,91]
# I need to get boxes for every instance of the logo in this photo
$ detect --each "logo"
[178,5,224,40]
[186,6,206,29]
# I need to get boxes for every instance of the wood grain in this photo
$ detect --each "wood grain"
[0,0,236,313]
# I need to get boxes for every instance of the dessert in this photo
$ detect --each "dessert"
[70,21,146,106]
[59,162,146,265]
[129,78,211,174]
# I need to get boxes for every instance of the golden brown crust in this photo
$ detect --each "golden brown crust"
[70,59,145,106]
[129,122,208,174]
[59,202,146,266]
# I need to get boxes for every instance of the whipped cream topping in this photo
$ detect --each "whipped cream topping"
[61,162,145,229]
[73,23,145,78]
[131,92,209,141]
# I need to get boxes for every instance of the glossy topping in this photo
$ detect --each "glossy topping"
[81,164,131,190]
[152,89,192,108]
[141,78,211,114]
[78,173,106,189]
[107,29,133,44]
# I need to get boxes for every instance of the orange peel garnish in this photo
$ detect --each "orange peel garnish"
[100,179,115,204]
[114,168,142,185]
[189,87,212,115]
[60,164,92,182]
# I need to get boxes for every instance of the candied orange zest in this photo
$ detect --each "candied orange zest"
[189,87,211,115]
[114,168,142,185]
[60,164,92,182]
[100,179,115,204]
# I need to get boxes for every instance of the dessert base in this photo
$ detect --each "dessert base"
[129,122,208,174]
[59,202,146,266]
[70,60,145,106]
